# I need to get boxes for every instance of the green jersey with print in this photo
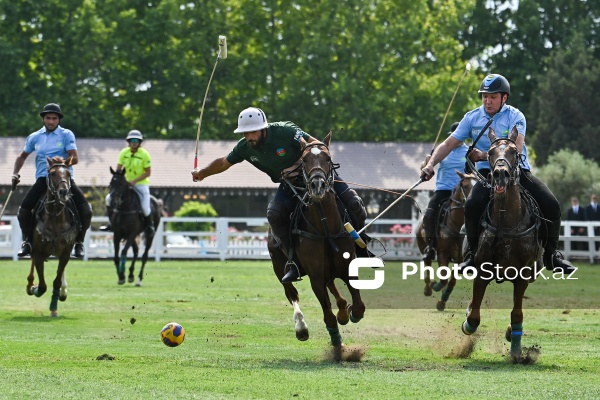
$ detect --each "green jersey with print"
[226,122,311,183]
[118,147,152,184]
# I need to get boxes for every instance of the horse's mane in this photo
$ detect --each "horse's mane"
[49,156,66,165]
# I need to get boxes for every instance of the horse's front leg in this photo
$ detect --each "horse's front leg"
[310,278,341,349]
[462,275,490,335]
[431,251,449,293]
[327,281,349,325]
[118,240,132,285]
[438,275,457,312]
[26,259,36,296]
[49,256,69,317]
[128,240,139,283]
[32,256,47,298]
[506,278,529,359]
[113,237,125,284]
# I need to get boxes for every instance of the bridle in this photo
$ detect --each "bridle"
[45,163,72,215]
[449,177,472,210]
[488,138,521,188]
[301,142,336,202]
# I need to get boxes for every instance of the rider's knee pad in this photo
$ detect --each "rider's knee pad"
[267,201,290,238]
[340,189,367,224]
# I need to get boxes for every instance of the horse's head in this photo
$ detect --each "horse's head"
[301,132,334,203]
[46,156,73,205]
[453,171,475,206]
[109,166,129,207]
[487,126,520,195]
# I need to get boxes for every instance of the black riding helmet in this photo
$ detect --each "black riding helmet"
[39,103,64,119]
[478,74,510,97]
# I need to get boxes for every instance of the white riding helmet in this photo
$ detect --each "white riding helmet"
[126,129,144,141]
[233,107,268,133]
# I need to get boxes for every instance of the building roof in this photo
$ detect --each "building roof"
[0,137,437,191]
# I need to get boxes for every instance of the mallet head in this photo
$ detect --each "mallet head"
[219,35,227,59]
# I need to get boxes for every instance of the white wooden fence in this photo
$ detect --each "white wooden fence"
[0,216,598,263]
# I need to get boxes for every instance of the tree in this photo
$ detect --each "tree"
[530,36,600,166]
[460,0,600,122]
[535,149,600,211]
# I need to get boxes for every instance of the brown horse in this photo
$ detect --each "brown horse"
[108,167,161,286]
[268,133,366,352]
[26,156,79,317]
[417,171,474,311]
[461,126,543,360]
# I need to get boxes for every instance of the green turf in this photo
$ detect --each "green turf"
[0,259,598,399]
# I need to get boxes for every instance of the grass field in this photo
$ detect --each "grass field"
[0,259,599,399]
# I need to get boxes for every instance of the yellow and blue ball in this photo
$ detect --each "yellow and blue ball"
[160,322,186,347]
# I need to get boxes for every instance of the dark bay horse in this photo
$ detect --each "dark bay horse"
[109,167,161,286]
[268,133,366,353]
[27,156,80,317]
[461,126,543,360]
[417,171,474,311]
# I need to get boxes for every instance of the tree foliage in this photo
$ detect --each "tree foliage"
[530,36,600,166]
[169,201,218,232]
[0,0,478,141]
[535,149,600,211]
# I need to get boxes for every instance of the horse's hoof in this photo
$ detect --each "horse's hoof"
[118,279,125,285]
[128,275,134,283]
[26,286,34,296]
[462,320,476,335]
[436,300,446,312]
[505,324,512,342]
[423,285,432,297]
[295,329,309,341]
[59,295,67,302]
[135,280,142,287]
[50,311,59,318]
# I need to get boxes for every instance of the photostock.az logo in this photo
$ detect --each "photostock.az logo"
[349,257,385,289]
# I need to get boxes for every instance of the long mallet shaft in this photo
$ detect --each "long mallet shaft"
[194,35,228,170]
[344,178,424,249]
[0,189,14,221]
[359,178,423,234]
[431,62,471,151]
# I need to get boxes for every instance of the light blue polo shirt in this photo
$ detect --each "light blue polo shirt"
[23,125,77,179]
[451,104,531,172]
[436,143,468,191]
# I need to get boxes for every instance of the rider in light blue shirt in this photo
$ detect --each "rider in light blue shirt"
[421,74,575,274]
[421,122,468,264]
[12,103,93,258]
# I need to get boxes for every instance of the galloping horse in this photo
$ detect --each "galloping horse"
[461,126,543,360]
[27,156,80,317]
[417,171,474,311]
[108,167,161,286]
[268,133,366,353]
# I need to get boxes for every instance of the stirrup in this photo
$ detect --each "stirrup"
[548,250,576,274]
[457,251,475,273]
[422,246,436,264]
[281,261,302,283]
[18,241,32,257]
[73,242,85,258]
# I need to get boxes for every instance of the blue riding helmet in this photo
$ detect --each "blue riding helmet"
[478,74,510,96]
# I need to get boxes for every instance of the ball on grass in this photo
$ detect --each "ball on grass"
[160,322,185,347]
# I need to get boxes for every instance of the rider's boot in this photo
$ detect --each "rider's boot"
[543,219,576,274]
[457,216,480,272]
[17,206,33,257]
[73,203,92,258]
[100,206,113,231]
[421,209,437,265]
[274,234,303,283]
[144,214,155,236]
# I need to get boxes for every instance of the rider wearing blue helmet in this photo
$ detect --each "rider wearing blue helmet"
[421,74,575,274]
